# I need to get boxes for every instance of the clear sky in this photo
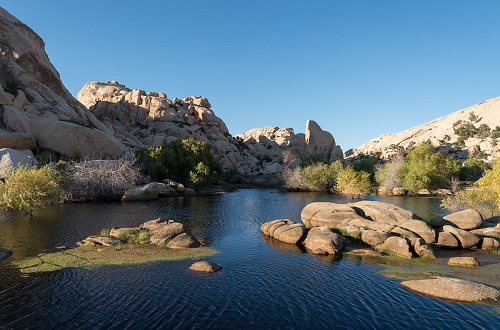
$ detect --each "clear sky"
[2,1,500,150]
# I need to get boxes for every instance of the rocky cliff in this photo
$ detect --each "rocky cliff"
[0,7,128,158]
[347,97,500,163]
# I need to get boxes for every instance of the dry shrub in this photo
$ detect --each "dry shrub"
[65,158,142,201]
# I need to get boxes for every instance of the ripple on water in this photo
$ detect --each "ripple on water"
[1,189,499,329]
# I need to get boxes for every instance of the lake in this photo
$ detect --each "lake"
[0,189,499,329]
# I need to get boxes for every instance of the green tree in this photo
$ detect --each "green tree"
[0,165,67,214]
[443,161,500,217]
[137,137,222,188]
[398,142,460,191]
[459,157,489,181]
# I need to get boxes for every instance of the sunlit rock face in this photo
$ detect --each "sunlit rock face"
[0,7,128,159]
[346,96,500,163]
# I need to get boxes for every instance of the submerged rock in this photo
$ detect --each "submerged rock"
[400,277,500,302]
[0,247,12,261]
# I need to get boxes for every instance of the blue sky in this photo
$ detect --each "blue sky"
[2,1,500,150]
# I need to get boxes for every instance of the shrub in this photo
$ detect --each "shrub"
[353,155,379,183]
[0,165,67,214]
[398,142,460,191]
[442,161,500,217]
[137,137,221,188]
[301,161,344,191]
[65,158,141,201]
[334,166,374,196]
[459,158,489,181]
[374,154,404,189]
[477,124,491,139]
[491,126,500,139]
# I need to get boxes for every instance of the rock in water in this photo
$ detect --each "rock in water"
[189,261,222,273]
[303,227,345,255]
[0,248,13,261]
[400,277,500,302]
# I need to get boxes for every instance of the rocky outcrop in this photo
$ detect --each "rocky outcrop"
[260,219,306,244]
[400,277,500,302]
[302,226,345,255]
[235,120,343,180]
[80,219,201,249]
[0,8,129,159]
[189,261,222,273]
[297,201,497,258]
[347,96,500,163]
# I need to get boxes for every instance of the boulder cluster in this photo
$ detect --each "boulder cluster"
[77,81,343,185]
[261,200,500,259]
[79,218,201,249]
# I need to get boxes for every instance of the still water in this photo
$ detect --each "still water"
[0,189,499,329]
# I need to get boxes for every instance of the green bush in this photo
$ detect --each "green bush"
[299,161,343,191]
[398,142,460,191]
[353,155,379,183]
[443,161,500,217]
[0,165,67,214]
[334,166,374,196]
[459,158,489,181]
[137,137,222,188]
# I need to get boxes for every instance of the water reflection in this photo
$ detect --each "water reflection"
[0,189,498,329]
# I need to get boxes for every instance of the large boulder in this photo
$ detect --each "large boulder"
[0,132,36,150]
[28,118,128,159]
[301,202,365,228]
[0,8,130,159]
[375,236,413,258]
[436,231,459,248]
[360,230,391,247]
[0,148,37,179]
[479,237,500,251]
[304,120,337,160]
[443,209,483,230]
[400,277,500,302]
[167,232,201,249]
[260,219,306,244]
[348,200,420,225]
[410,238,436,259]
[443,225,480,249]
[398,219,436,244]
[121,183,159,202]
[149,222,186,245]
[302,227,345,255]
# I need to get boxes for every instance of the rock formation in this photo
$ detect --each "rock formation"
[346,96,500,163]
[0,8,128,158]
[77,81,343,184]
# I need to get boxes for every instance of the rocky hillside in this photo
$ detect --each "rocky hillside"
[0,7,128,158]
[77,82,342,183]
[347,97,500,163]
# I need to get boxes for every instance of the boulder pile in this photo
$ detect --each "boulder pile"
[262,200,500,259]
[79,218,201,249]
